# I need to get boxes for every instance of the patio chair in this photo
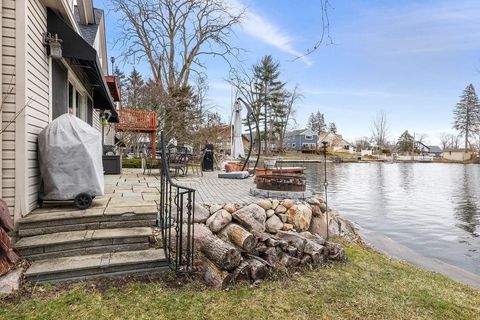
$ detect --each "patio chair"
[167,146,189,177]
[142,149,160,175]
[185,152,203,176]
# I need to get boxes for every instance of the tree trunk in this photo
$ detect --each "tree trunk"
[199,235,242,271]
[231,260,250,283]
[225,224,258,252]
[201,257,232,288]
[248,259,269,281]
[261,247,278,266]
[277,231,307,254]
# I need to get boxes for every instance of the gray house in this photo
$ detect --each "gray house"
[284,128,318,151]
[427,145,443,158]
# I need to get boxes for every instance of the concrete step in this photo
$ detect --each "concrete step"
[25,249,168,283]
[14,227,154,261]
[17,206,158,236]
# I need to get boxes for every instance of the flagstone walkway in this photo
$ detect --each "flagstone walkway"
[103,169,257,206]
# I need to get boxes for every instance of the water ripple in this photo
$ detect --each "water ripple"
[296,162,480,275]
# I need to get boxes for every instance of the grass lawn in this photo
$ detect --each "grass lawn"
[1,243,479,320]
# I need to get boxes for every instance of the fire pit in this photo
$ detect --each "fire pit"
[255,174,306,192]
[251,167,311,199]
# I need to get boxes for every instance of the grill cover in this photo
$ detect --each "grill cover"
[38,114,104,200]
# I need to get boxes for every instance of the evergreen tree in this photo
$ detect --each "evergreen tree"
[307,111,326,132]
[125,68,145,109]
[397,130,415,153]
[329,122,337,133]
[113,67,127,107]
[453,84,480,149]
[252,55,287,153]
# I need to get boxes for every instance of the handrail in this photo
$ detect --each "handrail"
[116,109,157,131]
[158,130,195,272]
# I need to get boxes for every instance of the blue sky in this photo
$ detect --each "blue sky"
[97,0,480,144]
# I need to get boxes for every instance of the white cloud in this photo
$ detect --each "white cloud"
[227,0,312,66]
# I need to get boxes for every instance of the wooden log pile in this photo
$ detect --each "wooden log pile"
[184,198,351,288]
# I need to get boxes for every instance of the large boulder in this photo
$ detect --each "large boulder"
[0,268,22,294]
[266,209,275,218]
[309,216,340,238]
[265,215,284,234]
[286,204,312,232]
[223,203,237,213]
[206,209,232,233]
[282,199,294,209]
[306,198,320,206]
[271,199,280,210]
[275,204,287,214]
[319,203,327,213]
[232,204,266,233]
[209,204,223,215]
[256,199,272,210]
[176,203,209,223]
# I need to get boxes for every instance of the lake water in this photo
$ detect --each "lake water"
[293,162,480,276]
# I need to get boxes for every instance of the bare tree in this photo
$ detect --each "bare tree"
[112,0,243,90]
[439,133,461,150]
[371,110,389,147]
[439,132,451,150]
[416,133,429,145]
[277,85,302,151]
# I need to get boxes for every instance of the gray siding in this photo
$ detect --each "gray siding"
[1,0,17,217]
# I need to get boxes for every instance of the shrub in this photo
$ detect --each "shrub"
[122,158,142,168]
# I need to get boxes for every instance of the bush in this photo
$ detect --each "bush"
[122,158,142,168]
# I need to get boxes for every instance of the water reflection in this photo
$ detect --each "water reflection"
[289,162,480,275]
[454,166,479,237]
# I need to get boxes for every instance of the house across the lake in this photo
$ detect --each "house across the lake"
[1,0,120,223]
[318,132,356,154]
[443,149,475,162]
[284,128,318,151]
[427,145,443,158]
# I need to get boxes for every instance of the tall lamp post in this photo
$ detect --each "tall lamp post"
[322,141,329,240]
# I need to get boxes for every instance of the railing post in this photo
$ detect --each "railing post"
[158,130,195,273]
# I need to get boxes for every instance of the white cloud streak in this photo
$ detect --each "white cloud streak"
[228,0,312,66]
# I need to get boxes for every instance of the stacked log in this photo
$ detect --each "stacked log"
[175,198,352,288]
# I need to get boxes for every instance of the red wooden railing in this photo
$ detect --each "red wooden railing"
[115,109,157,132]
[116,109,158,159]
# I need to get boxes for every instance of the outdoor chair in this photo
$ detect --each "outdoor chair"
[167,147,189,177]
[142,149,161,175]
[185,153,203,176]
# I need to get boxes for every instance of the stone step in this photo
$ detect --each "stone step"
[14,227,154,261]
[25,249,168,283]
[17,207,158,236]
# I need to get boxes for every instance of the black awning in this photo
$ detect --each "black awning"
[47,9,118,123]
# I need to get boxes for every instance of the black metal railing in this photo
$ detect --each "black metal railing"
[158,131,195,272]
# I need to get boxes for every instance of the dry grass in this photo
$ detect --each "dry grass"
[1,243,479,320]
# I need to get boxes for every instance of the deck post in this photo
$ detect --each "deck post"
[151,131,156,160]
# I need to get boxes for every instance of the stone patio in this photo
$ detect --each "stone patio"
[102,168,258,207]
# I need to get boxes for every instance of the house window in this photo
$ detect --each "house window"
[305,135,313,140]
[68,82,88,123]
